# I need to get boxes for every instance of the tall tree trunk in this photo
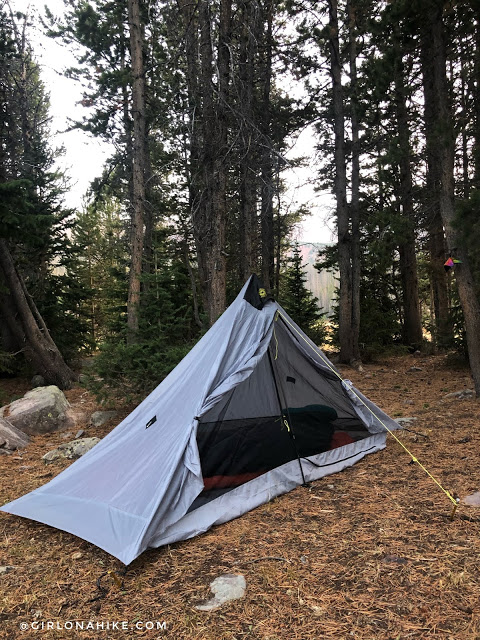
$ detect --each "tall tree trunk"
[473,9,480,186]
[347,0,361,362]
[127,0,147,340]
[260,0,274,290]
[0,240,76,389]
[328,0,353,363]
[393,40,423,349]
[460,50,470,199]
[238,0,258,282]
[420,12,452,348]
[180,0,229,325]
[422,0,480,395]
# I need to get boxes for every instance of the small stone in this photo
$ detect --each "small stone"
[413,350,422,357]
[31,375,46,388]
[445,389,475,399]
[19,465,32,470]
[0,566,15,575]
[395,417,417,425]
[463,491,480,507]
[382,555,407,565]
[403,399,414,405]
[327,484,334,489]
[300,555,308,564]
[42,437,100,464]
[408,367,423,372]
[311,605,324,616]
[75,429,85,439]
[90,411,118,427]
[72,552,83,560]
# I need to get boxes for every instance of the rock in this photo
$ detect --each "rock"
[90,411,118,427]
[462,491,480,507]
[31,375,46,388]
[445,389,475,399]
[0,566,15,575]
[413,350,422,357]
[394,417,417,425]
[0,386,75,435]
[71,552,83,560]
[42,437,100,464]
[196,574,246,611]
[0,417,30,451]
[75,429,85,439]
[408,366,423,372]
[403,399,414,405]
[382,555,407,565]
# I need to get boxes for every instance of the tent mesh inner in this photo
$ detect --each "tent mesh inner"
[190,318,371,511]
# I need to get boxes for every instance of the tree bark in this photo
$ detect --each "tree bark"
[347,0,361,362]
[0,240,76,389]
[260,0,275,290]
[393,37,423,349]
[328,0,353,363]
[179,0,229,325]
[127,0,147,340]
[422,0,480,395]
[238,0,258,282]
[420,10,452,348]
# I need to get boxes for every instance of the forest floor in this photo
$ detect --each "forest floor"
[1,353,480,640]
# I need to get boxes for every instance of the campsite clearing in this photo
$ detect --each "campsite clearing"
[1,353,480,640]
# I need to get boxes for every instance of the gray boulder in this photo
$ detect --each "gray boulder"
[90,410,118,427]
[0,386,75,435]
[42,437,100,464]
[0,417,30,451]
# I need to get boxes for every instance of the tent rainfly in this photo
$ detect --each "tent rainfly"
[0,276,400,565]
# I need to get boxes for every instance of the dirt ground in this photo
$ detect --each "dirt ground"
[1,353,480,640]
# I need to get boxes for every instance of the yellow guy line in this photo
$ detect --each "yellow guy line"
[276,311,458,508]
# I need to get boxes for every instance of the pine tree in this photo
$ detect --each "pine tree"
[280,243,326,345]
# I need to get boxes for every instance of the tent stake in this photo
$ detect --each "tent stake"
[449,501,459,522]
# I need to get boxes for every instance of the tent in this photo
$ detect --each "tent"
[0,276,399,565]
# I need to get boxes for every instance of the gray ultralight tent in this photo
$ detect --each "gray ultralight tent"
[1,276,399,565]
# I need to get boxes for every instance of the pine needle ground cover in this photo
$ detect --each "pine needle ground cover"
[1,354,480,640]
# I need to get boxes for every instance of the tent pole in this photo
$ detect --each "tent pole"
[267,347,309,487]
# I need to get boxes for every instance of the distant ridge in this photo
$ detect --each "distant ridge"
[299,243,337,316]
